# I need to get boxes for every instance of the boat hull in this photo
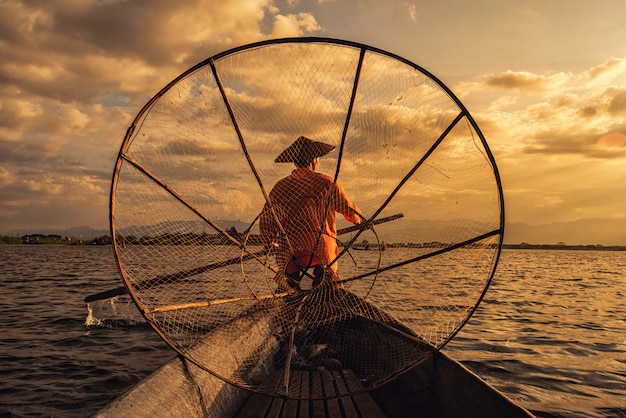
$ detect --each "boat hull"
[95,301,534,418]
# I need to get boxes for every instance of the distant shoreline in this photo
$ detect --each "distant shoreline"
[502,243,626,251]
[0,234,111,246]
[1,235,624,251]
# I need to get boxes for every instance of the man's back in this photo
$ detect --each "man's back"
[261,167,360,272]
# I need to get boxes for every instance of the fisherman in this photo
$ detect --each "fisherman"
[260,136,362,290]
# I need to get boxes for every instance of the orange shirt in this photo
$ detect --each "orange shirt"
[260,168,360,272]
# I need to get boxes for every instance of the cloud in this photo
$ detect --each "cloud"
[404,2,417,22]
[584,57,626,83]
[0,1,624,238]
[454,57,626,226]
[0,0,299,232]
[597,132,626,148]
[458,57,626,161]
[481,70,572,93]
[271,12,322,37]
[503,156,626,225]
[0,1,325,109]
[0,1,283,105]
[608,88,626,116]
[0,166,13,188]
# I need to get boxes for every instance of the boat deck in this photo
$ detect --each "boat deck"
[235,369,386,418]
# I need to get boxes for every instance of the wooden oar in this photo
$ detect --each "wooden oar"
[84,212,404,303]
[145,292,289,314]
[84,249,266,303]
[338,212,403,235]
[84,286,129,302]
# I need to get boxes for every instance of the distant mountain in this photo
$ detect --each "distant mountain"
[505,218,626,246]
[5,225,110,239]
[6,218,626,246]
[66,226,110,239]
[5,220,255,240]
[114,219,258,237]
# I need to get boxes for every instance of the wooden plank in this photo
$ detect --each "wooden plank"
[237,369,386,418]
[266,396,283,418]
[339,369,365,392]
[342,370,386,418]
[322,371,342,417]
[282,371,300,418]
[299,370,310,418]
[332,371,359,418]
[332,370,352,397]
[236,370,285,418]
[236,392,274,418]
[310,372,326,418]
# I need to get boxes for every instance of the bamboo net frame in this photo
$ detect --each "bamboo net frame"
[109,38,505,398]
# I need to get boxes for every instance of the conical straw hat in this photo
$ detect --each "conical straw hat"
[274,136,335,163]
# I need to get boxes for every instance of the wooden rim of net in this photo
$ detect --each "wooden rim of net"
[110,37,505,399]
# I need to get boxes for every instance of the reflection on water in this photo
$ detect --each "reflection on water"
[0,245,173,418]
[445,249,626,418]
[0,246,625,417]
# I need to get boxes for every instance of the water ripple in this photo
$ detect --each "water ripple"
[1,246,625,417]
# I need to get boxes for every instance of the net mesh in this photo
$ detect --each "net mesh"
[111,39,504,398]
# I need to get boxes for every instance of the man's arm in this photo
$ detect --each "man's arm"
[259,202,277,248]
[332,182,362,224]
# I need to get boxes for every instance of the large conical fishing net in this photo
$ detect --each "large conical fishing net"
[111,38,504,399]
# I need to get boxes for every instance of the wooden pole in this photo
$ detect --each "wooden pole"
[84,213,404,303]
[145,292,288,314]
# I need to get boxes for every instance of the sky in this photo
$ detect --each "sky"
[0,0,625,243]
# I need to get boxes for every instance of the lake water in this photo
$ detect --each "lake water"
[0,245,624,417]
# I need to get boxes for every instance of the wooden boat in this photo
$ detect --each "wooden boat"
[95,291,535,418]
[95,349,534,418]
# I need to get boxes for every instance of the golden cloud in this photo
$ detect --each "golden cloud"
[585,57,626,82]
[608,88,626,116]
[597,132,626,148]
[483,70,571,92]
[272,13,322,37]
